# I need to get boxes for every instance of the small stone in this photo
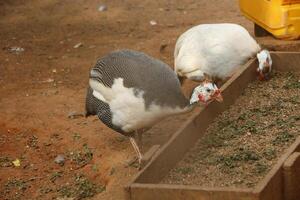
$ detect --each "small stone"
[12,159,21,167]
[43,142,52,146]
[52,69,57,73]
[54,155,65,165]
[8,46,24,54]
[41,78,54,83]
[73,42,83,49]
[98,4,107,12]
[68,111,84,119]
[149,20,157,26]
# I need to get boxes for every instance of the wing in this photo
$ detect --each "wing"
[89,50,189,109]
[85,86,131,136]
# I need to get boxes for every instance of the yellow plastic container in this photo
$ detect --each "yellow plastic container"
[239,0,300,39]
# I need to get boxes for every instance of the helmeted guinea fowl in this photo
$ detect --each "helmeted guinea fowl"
[85,50,223,166]
[174,23,272,83]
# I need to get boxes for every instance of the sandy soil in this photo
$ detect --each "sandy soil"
[1,0,300,199]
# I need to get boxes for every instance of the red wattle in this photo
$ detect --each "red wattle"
[198,94,204,102]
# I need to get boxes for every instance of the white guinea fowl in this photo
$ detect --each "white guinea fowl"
[174,23,272,82]
[85,50,223,167]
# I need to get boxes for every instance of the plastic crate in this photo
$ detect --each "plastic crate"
[239,0,300,39]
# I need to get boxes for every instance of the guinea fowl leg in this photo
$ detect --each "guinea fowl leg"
[129,137,142,167]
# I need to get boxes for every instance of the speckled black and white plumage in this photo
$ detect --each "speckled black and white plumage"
[85,49,192,136]
[85,87,129,135]
[89,50,189,109]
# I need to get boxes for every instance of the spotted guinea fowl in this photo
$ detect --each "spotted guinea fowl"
[174,23,272,83]
[85,50,223,167]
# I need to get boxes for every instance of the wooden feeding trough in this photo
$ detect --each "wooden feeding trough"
[126,52,300,200]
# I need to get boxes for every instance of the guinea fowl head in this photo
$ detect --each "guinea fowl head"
[190,81,223,105]
[257,50,272,81]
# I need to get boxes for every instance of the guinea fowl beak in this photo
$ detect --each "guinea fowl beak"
[258,71,265,81]
[213,90,223,102]
[258,62,271,81]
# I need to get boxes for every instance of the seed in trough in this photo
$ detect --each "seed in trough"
[162,71,300,187]
[54,155,65,166]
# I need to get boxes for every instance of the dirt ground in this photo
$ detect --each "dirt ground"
[1,0,300,200]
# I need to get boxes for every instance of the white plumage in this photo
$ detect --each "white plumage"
[174,23,264,81]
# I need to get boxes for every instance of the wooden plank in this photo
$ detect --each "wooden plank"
[130,183,256,200]
[271,51,300,72]
[141,145,160,167]
[253,137,300,200]
[128,138,300,200]
[283,152,300,200]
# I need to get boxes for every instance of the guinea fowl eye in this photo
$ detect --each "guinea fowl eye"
[206,88,211,92]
